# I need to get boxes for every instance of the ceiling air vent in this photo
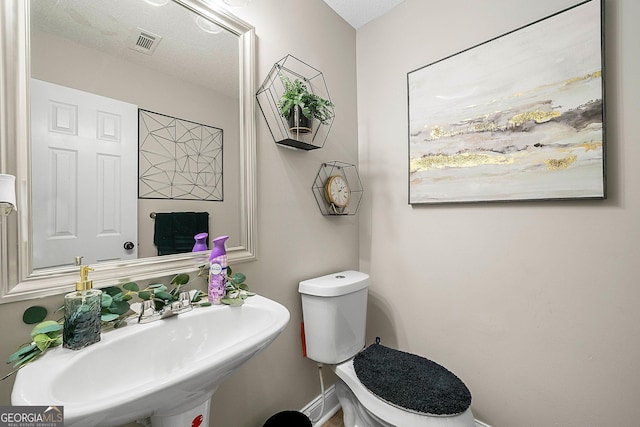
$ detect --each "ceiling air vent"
[130,28,162,55]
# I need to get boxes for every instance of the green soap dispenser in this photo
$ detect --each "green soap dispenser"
[63,260,102,350]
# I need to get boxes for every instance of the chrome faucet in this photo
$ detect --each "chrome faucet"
[138,291,193,323]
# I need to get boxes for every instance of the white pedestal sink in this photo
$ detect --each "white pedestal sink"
[11,295,290,426]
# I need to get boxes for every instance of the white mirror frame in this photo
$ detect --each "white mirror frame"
[0,0,256,303]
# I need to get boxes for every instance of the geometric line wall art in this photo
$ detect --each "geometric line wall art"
[408,0,604,204]
[138,109,223,201]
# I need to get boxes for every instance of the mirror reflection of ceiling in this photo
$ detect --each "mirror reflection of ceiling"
[29,0,239,98]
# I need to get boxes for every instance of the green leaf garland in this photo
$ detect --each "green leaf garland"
[5,269,253,380]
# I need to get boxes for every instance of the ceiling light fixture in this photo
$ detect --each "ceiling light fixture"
[193,15,223,34]
[222,0,253,7]
[142,0,169,7]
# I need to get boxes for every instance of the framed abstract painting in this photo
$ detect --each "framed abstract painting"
[407,0,605,204]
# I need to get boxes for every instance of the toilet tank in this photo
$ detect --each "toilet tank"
[298,271,369,364]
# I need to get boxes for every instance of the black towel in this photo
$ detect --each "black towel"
[153,212,209,256]
[353,343,472,416]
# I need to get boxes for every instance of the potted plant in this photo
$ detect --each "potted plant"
[277,75,334,134]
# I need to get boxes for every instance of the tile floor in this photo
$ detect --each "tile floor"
[322,409,344,427]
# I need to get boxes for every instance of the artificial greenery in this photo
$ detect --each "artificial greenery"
[22,305,48,324]
[196,265,255,306]
[277,75,334,125]
[221,266,255,306]
[102,272,208,325]
[2,318,62,381]
[4,268,253,380]
[5,306,66,380]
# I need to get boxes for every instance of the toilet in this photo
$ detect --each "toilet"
[299,271,475,427]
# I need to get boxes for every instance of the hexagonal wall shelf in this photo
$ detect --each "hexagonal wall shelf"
[256,55,334,151]
[312,161,363,216]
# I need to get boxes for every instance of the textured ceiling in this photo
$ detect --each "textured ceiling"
[322,0,406,29]
[30,0,239,97]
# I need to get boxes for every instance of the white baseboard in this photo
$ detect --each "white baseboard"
[300,384,340,426]
[301,385,492,427]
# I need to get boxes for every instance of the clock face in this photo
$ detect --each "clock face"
[325,175,351,208]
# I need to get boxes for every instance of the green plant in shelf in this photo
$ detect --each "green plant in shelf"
[277,75,334,125]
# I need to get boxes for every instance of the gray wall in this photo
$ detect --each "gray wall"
[205,0,360,424]
[357,0,640,426]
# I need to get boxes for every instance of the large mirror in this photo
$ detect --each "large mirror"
[0,0,256,303]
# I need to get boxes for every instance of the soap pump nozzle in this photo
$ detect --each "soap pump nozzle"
[75,257,94,291]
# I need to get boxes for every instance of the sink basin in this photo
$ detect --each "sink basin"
[12,295,290,426]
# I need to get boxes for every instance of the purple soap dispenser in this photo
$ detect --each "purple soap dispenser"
[208,235,229,304]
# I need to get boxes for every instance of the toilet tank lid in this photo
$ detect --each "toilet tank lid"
[298,271,369,297]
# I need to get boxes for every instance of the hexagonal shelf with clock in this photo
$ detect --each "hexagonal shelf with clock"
[312,161,363,216]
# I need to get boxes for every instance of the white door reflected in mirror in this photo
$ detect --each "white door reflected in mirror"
[31,79,138,270]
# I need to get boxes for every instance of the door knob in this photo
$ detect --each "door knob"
[124,241,135,250]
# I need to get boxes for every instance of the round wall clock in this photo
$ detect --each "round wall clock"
[324,175,351,208]
[312,161,363,216]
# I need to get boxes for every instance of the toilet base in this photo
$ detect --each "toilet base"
[334,360,475,427]
[336,380,391,427]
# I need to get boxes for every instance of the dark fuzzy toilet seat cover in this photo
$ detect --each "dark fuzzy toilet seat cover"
[353,344,472,416]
